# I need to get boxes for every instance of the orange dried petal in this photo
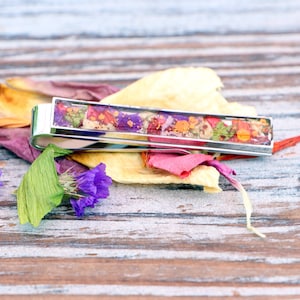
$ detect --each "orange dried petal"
[0,84,50,127]
[174,120,189,133]
[237,128,251,142]
[0,117,30,128]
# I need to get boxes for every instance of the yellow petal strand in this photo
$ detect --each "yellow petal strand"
[245,198,265,238]
[0,84,50,127]
[230,177,266,238]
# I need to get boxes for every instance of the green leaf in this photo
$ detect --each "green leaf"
[212,122,234,141]
[17,144,72,227]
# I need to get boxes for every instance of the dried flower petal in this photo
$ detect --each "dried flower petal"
[0,127,40,162]
[237,128,251,142]
[146,153,214,178]
[0,127,88,174]
[0,83,49,127]
[59,163,112,217]
[1,78,119,128]
[0,117,30,128]
[6,77,120,101]
[70,196,99,217]
[75,163,112,199]
[118,113,143,132]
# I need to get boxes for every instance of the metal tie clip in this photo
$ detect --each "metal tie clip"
[30,97,274,156]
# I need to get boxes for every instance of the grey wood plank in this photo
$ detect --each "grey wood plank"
[0,5,299,297]
[1,0,300,37]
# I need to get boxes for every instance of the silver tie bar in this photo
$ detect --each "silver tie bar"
[30,97,274,156]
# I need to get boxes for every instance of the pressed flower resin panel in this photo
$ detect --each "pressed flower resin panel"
[48,98,273,155]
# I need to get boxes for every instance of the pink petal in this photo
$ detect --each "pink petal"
[9,78,120,101]
[0,127,40,162]
[205,159,236,179]
[51,81,120,100]
[0,127,88,174]
[146,153,214,178]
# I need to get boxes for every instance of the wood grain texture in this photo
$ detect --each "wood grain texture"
[0,1,300,298]
[1,0,300,38]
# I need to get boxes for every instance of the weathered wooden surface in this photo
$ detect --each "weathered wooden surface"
[1,1,300,299]
[1,0,300,38]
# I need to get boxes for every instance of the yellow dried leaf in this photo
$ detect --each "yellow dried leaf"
[0,84,50,127]
[0,84,49,127]
[101,67,257,116]
[0,117,29,128]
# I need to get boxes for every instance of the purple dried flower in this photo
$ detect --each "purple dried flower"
[70,196,99,217]
[54,103,70,127]
[117,113,143,132]
[172,113,189,121]
[76,163,112,199]
[59,163,112,217]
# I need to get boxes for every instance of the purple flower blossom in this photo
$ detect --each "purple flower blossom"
[59,163,112,217]
[54,101,86,128]
[70,196,99,217]
[76,163,111,199]
[117,113,143,132]
[54,104,70,127]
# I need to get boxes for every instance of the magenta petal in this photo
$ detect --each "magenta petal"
[205,159,236,180]
[147,153,214,178]
[0,127,88,174]
[0,127,40,162]
[15,78,120,101]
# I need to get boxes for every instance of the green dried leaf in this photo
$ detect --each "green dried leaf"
[212,122,234,141]
[17,144,72,227]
